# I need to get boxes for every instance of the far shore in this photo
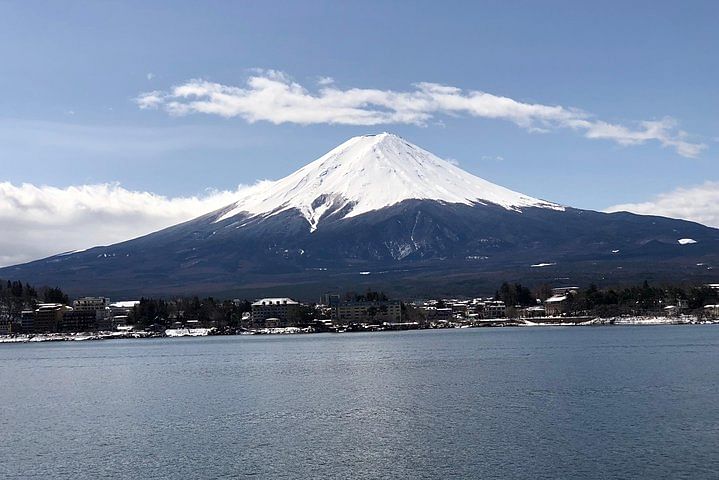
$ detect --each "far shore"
[1,314,717,344]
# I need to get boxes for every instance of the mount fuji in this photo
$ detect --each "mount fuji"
[3,133,718,298]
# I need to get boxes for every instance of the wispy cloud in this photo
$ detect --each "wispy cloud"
[606,181,719,228]
[136,69,706,157]
[0,182,247,267]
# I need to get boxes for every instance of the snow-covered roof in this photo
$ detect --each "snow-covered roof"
[252,298,299,306]
[110,301,140,308]
[215,133,564,231]
[544,295,568,303]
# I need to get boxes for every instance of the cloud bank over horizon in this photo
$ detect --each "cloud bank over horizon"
[0,182,247,267]
[606,181,719,229]
[136,70,705,158]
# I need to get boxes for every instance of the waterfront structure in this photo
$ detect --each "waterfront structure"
[60,309,98,332]
[73,297,112,329]
[73,297,110,313]
[422,306,453,322]
[544,295,569,316]
[335,300,401,324]
[109,300,140,328]
[33,303,71,333]
[251,298,302,327]
[479,300,507,319]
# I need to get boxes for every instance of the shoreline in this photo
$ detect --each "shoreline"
[1,315,717,343]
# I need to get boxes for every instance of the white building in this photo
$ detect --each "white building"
[251,298,301,326]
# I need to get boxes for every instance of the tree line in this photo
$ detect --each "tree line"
[495,281,718,317]
[0,279,69,318]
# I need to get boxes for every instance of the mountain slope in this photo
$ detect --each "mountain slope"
[215,133,562,230]
[2,133,718,298]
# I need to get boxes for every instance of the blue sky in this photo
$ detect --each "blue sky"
[0,1,717,264]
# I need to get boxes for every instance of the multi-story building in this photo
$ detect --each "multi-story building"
[251,298,302,327]
[20,310,34,333]
[335,300,401,324]
[73,297,112,330]
[109,300,140,328]
[60,310,98,332]
[421,306,453,322]
[33,303,71,333]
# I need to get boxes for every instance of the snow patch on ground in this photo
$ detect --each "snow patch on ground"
[678,238,697,245]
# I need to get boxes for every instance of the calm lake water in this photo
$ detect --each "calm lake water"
[1,326,718,479]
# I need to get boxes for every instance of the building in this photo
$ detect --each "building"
[521,306,546,318]
[73,297,112,330]
[0,304,11,335]
[73,297,110,313]
[479,300,507,319]
[422,306,453,322]
[544,295,568,316]
[251,298,302,327]
[335,300,401,324]
[20,310,34,333]
[33,303,71,333]
[109,300,140,328]
[60,310,98,332]
[552,286,579,296]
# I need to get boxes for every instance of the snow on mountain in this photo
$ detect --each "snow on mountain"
[216,132,563,231]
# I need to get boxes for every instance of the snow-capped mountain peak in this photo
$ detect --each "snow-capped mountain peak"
[216,133,563,231]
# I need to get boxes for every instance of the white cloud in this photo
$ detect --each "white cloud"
[147,72,155,80]
[136,90,165,109]
[0,182,247,267]
[606,181,719,228]
[136,70,706,157]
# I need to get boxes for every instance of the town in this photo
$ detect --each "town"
[1,279,718,342]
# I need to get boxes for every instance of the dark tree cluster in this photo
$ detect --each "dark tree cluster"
[495,282,534,307]
[0,279,69,319]
[128,296,253,330]
[344,290,389,302]
[555,281,718,317]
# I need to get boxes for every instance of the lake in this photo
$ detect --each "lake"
[1,326,718,479]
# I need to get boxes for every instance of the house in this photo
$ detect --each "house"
[544,295,569,316]
[521,306,546,318]
[704,305,719,318]
[552,286,579,295]
[422,306,453,322]
[479,300,507,319]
